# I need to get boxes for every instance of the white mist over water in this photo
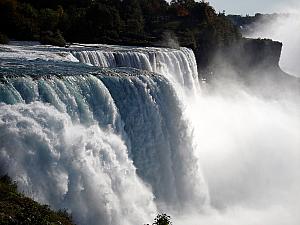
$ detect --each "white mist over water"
[245,10,300,77]
[181,86,300,225]
[180,13,300,220]
[180,11,300,224]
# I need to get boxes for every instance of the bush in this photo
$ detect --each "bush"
[153,213,172,225]
[0,175,75,225]
[40,30,66,47]
[0,33,9,44]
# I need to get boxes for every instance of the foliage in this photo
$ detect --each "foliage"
[40,30,66,47]
[0,32,9,44]
[0,175,75,225]
[0,0,240,45]
[0,0,241,71]
[153,213,172,225]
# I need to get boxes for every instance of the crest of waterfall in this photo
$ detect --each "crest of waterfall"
[72,46,201,97]
[0,55,209,224]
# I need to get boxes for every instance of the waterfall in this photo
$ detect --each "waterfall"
[0,102,156,225]
[1,41,298,225]
[0,50,209,225]
[72,46,200,97]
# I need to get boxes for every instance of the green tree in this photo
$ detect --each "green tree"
[15,2,39,39]
[153,214,172,225]
[86,3,122,41]
[121,0,144,34]
[39,8,60,31]
[0,0,18,35]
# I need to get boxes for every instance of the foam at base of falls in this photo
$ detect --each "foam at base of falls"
[0,102,156,225]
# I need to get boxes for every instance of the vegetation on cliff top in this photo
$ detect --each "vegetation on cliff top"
[0,0,287,83]
[0,175,75,225]
[0,175,174,225]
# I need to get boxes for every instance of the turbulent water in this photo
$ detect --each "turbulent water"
[0,43,299,225]
[0,44,207,225]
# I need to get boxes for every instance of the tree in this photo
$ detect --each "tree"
[153,214,172,225]
[86,3,122,40]
[0,0,18,35]
[121,0,144,34]
[39,8,60,31]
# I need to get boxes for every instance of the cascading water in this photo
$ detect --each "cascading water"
[72,45,200,97]
[71,45,208,209]
[0,44,209,225]
[0,102,156,225]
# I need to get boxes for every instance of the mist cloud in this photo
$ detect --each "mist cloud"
[245,8,300,77]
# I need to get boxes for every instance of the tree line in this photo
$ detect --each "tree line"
[0,0,241,68]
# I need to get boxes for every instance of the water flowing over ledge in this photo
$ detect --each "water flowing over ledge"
[0,44,208,225]
[1,42,201,96]
[71,45,200,95]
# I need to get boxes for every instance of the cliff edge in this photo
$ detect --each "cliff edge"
[204,37,300,98]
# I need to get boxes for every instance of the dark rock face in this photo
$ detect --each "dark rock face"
[231,38,282,71]
[198,38,283,75]
[199,37,285,80]
[202,37,300,98]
